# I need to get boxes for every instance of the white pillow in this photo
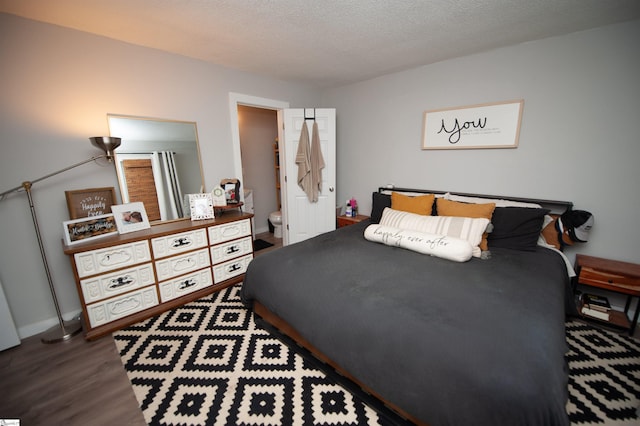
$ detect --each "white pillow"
[380,189,445,198]
[444,192,542,208]
[379,207,490,257]
[364,224,473,262]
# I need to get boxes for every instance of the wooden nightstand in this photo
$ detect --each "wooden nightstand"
[336,214,369,228]
[574,254,640,335]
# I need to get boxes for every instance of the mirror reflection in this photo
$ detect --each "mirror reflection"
[108,114,204,223]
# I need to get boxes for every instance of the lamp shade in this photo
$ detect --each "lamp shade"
[90,136,121,159]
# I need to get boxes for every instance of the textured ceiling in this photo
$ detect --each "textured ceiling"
[2,0,640,88]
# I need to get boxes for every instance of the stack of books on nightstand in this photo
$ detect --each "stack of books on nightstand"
[580,293,612,321]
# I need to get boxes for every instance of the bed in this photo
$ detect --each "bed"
[241,188,574,425]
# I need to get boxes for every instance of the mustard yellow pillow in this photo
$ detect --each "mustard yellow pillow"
[436,198,496,251]
[391,192,434,215]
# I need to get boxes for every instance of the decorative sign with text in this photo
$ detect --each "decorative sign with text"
[65,187,117,219]
[62,213,118,245]
[422,100,523,150]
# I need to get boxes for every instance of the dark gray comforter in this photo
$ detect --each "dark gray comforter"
[241,221,570,425]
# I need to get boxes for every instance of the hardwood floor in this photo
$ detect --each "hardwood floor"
[0,330,146,425]
[0,231,282,426]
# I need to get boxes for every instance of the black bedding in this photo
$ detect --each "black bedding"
[241,220,570,425]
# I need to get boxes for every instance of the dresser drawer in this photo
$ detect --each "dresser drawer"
[155,248,211,282]
[580,266,640,290]
[80,263,155,304]
[86,285,158,328]
[212,254,253,283]
[158,268,213,302]
[151,228,208,259]
[75,241,151,278]
[210,236,253,265]
[208,219,251,245]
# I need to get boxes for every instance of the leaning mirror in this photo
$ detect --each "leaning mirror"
[108,114,205,223]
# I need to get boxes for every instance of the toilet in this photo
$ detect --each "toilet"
[269,211,283,238]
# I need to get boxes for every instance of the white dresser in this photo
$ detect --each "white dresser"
[63,211,253,340]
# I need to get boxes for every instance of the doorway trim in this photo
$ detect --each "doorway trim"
[228,92,290,202]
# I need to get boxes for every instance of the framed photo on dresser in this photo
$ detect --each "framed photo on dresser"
[111,202,151,234]
[188,193,215,220]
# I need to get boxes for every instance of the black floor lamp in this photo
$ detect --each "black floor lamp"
[0,137,121,343]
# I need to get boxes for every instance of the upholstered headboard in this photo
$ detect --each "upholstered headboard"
[378,186,573,215]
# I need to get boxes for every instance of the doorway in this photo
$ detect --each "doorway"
[237,105,279,234]
[228,93,290,238]
[229,95,336,247]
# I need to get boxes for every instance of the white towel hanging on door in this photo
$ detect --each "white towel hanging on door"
[296,120,325,203]
[310,121,325,202]
[296,121,313,201]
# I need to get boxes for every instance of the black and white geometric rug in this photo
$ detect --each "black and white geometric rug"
[565,321,640,424]
[114,285,640,426]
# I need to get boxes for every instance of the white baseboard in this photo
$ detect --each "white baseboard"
[18,309,82,339]
[255,226,269,235]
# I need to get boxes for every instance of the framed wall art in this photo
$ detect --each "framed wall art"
[62,213,118,245]
[65,187,117,219]
[111,202,151,234]
[188,193,215,220]
[422,99,524,150]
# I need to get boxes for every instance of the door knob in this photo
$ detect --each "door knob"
[329,186,334,192]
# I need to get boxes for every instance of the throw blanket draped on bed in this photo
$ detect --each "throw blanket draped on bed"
[242,221,570,425]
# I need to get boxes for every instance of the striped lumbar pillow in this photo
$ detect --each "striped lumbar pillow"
[379,207,490,257]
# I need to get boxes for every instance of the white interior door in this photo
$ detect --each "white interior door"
[278,108,336,245]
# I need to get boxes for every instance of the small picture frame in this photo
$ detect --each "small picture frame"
[62,214,118,245]
[211,185,227,207]
[189,193,215,220]
[111,202,151,234]
[220,178,241,204]
[65,187,117,219]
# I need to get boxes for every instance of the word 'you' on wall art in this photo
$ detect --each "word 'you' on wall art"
[422,99,523,150]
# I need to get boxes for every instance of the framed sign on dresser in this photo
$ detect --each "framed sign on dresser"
[62,210,254,340]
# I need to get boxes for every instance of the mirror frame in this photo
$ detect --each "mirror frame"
[108,114,205,224]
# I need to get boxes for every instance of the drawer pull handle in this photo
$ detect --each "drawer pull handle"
[100,250,131,266]
[226,244,240,255]
[107,275,134,290]
[178,279,196,290]
[174,258,195,271]
[228,263,241,273]
[111,297,140,315]
[222,226,240,238]
[172,237,192,248]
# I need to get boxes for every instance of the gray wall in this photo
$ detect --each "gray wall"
[323,19,640,266]
[0,13,319,337]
